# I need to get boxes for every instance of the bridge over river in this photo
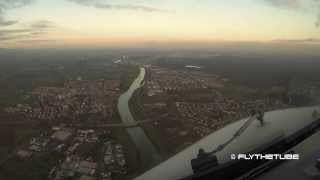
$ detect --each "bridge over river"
[65,113,168,129]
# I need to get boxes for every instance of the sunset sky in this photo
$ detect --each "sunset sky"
[0,0,320,48]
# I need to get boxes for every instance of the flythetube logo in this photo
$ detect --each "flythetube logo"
[230,153,300,160]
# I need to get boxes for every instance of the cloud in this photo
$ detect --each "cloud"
[0,29,32,35]
[0,10,18,26]
[18,39,57,43]
[0,0,34,9]
[0,29,31,41]
[94,3,164,12]
[316,12,320,26]
[0,20,56,42]
[0,0,34,27]
[31,20,55,29]
[68,0,165,12]
[0,1,57,43]
[264,0,303,9]
[0,0,34,16]
[273,38,320,43]
[0,17,17,26]
[264,0,320,27]
[0,29,36,41]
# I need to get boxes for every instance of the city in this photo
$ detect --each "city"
[1,52,319,180]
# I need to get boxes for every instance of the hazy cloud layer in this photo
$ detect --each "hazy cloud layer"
[273,38,320,43]
[264,0,320,27]
[18,39,57,44]
[68,0,165,12]
[31,20,55,29]
[0,20,56,42]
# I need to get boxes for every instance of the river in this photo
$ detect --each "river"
[117,67,162,170]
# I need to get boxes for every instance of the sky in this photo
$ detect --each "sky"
[0,0,320,48]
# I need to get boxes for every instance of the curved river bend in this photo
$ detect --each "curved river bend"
[117,67,161,169]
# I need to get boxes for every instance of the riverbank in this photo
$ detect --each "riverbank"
[127,69,211,157]
[117,67,162,174]
[119,65,140,93]
[111,103,143,179]
[128,85,174,159]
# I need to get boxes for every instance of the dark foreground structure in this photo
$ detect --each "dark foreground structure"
[134,106,320,180]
